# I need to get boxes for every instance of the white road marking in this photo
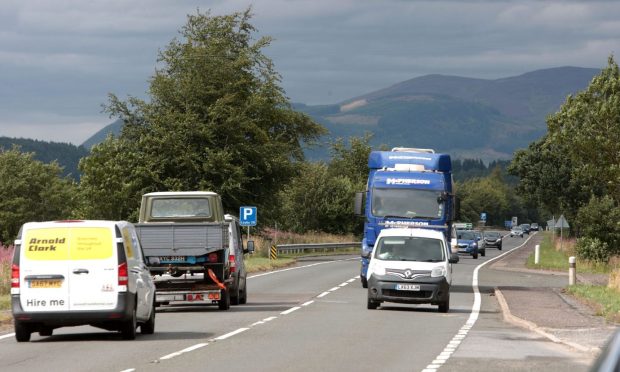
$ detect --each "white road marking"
[214,328,249,341]
[329,287,340,291]
[160,343,208,360]
[422,233,537,371]
[317,291,330,298]
[248,257,358,279]
[302,300,314,306]
[0,333,15,340]
[281,306,301,315]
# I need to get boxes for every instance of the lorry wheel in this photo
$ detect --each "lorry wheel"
[498,245,502,251]
[473,252,478,259]
[121,308,137,340]
[218,290,231,311]
[361,276,368,289]
[15,321,31,342]
[481,249,486,257]
[141,300,156,335]
[367,297,379,310]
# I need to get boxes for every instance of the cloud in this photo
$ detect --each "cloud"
[0,0,619,144]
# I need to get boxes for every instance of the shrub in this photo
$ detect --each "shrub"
[576,237,610,263]
[0,245,14,295]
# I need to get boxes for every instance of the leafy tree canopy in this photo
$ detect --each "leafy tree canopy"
[0,147,77,243]
[79,8,325,220]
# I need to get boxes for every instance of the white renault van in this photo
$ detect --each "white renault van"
[366,228,458,312]
[11,220,156,341]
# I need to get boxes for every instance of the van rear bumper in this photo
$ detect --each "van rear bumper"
[367,275,450,305]
[11,293,136,327]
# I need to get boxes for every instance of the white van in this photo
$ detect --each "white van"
[11,220,156,341]
[366,228,458,312]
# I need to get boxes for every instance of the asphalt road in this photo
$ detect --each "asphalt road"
[0,233,596,372]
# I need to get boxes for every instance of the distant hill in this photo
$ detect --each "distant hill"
[84,66,600,161]
[0,137,88,180]
[82,119,123,149]
[299,66,599,161]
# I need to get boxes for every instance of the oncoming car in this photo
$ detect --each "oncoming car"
[366,228,458,313]
[456,230,479,259]
[510,226,524,238]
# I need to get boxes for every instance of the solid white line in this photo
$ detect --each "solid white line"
[422,233,537,371]
[0,333,15,340]
[247,257,358,279]
[215,328,249,341]
[281,306,301,315]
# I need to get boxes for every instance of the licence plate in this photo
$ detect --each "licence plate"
[395,284,420,291]
[29,279,62,288]
[159,256,185,262]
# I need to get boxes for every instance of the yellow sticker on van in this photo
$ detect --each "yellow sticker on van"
[24,227,113,260]
[122,227,134,258]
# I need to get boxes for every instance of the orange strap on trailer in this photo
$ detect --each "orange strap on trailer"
[207,268,226,290]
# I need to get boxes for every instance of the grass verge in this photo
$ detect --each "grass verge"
[0,294,9,311]
[245,256,295,273]
[526,232,610,274]
[567,285,620,322]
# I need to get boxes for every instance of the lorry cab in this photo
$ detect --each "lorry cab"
[11,220,156,342]
[366,228,458,313]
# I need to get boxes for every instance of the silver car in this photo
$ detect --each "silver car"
[510,226,524,238]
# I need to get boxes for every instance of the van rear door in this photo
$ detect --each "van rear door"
[67,226,118,311]
[20,226,71,312]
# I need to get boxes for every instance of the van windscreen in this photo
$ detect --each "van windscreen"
[375,237,445,262]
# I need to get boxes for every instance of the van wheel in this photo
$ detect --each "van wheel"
[361,276,368,288]
[121,308,137,340]
[230,285,240,306]
[239,279,247,305]
[438,295,450,313]
[39,326,53,337]
[141,300,156,335]
[15,321,31,342]
[367,297,379,310]
[218,289,230,311]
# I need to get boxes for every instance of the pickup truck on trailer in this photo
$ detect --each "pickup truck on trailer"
[134,191,253,309]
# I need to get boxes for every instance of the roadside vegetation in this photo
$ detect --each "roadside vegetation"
[528,232,620,322]
[0,246,13,311]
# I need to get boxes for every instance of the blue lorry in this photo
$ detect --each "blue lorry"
[354,148,457,288]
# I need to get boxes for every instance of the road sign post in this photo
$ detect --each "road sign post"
[240,206,257,241]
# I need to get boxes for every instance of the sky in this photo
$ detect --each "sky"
[1,0,619,145]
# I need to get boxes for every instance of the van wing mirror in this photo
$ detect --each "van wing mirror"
[245,240,255,254]
[354,192,364,216]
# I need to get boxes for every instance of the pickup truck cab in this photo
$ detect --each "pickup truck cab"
[366,228,458,313]
[11,220,156,342]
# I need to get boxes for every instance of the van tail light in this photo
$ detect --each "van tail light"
[118,262,128,287]
[11,264,20,288]
[229,254,236,273]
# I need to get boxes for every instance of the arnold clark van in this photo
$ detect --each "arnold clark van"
[366,228,458,312]
[11,220,156,342]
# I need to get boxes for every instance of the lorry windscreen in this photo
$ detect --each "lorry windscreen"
[371,188,443,219]
[375,237,445,262]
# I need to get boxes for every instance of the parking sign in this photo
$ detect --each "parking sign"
[240,206,257,226]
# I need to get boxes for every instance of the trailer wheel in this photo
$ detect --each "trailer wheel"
[218,289,230,310]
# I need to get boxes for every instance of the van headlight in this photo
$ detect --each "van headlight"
[372,263,386,276]
[431,266,446,278]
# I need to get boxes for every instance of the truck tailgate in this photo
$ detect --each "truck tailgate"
[135,222,228,257]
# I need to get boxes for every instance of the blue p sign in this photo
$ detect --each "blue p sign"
[240,206,257,226]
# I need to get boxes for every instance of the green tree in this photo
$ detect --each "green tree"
[79,9,324,221]
[0,147,77,243]
[455,168,511,226]
[278,162,357,234]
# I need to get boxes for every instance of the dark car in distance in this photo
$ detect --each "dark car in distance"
[483,231,503,250]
